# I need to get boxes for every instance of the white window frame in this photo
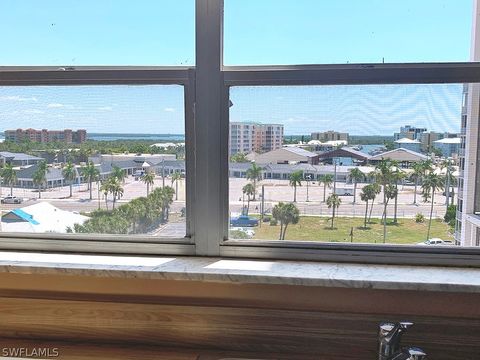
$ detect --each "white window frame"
[0,0,480,266]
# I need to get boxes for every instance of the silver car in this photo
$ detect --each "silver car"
[1,196,23,204]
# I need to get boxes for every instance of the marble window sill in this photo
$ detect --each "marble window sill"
[0,251,478,293]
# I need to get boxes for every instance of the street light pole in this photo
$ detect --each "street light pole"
[333,160,337,195]
[306,174,311,202]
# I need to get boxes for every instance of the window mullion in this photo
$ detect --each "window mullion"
[194,0,224,255]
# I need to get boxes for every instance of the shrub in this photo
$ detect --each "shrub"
[229,229,249,239]
[270,219,278,226]
[444,205,457,228]
[415,213,425,223]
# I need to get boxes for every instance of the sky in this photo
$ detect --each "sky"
[0,0,474,135]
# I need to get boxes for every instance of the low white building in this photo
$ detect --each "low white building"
[1,202,89,233]
[254,147,320,165]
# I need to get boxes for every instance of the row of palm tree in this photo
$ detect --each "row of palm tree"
[71,186,176,234]
[359,159,447,242]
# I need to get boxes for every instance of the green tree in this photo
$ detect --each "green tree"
[1,163,17,196]
[101,177,124,210]
[32,161,49,199]
[272,202,300,240]
[112,165,127,185]
[289,170,303,202]
[230,152,248,163]
[410,162,424,205]
[440,158,455,207]
[444,204,457,229]
[368,182,381,223]
[171,172,182,200]
[245,163,263,200]
[62,161,77,198]
[242,183,255,215]
[82,161,100,200]
[348,167,365,204]
[360,184,376,228]
[374,159,394,242]
[422,172,445,241]
[319,174,334,202]
[152,186,175,222]
[326,194,341,229]
[142,171,155,195]
[390,165,405,224]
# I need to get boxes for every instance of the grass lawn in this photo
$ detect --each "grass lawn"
[252,216,454,244]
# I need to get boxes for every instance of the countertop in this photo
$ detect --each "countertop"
[0,251,478,293]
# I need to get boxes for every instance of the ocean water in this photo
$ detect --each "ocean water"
[87,133,185,141]
[0,133,184,142]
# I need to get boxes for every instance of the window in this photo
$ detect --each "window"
[1,0,480,265]
[224,0,473,65]
[0,0,194,66]
[0,85,187,238]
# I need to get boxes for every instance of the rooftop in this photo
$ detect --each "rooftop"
[394,137,421,144]
[434,137,462,144]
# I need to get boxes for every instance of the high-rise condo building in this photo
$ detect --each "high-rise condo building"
[229,122,284,155]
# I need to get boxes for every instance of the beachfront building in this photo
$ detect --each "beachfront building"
[433,137,462,158]
[310,131,349,142]
[394,137,422,153]
[4,128,87,144]
[229,122,284,155]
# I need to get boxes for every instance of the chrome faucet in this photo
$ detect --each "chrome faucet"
[378,321,427,360]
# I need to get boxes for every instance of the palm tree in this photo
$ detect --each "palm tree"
[62,161,77,198]
[422,172,445,241]
[171,172,182,200]
[410,162,424,205]
[112,165,127,183]
[153,186,175,222]
[374,159,394,243]
[245,163,263,200]
[101,177,124,210]
[142,172,155,195]
[272,202,300,240]
[289,170,303,202]
[360,184,376,228]
[326,194,341,229]
[319,174,334,202]
[32,161,49,199]
[348,168,365,204]
[440,158,455,207]
[82,161,100,200]
[420,159,434,203]
[1,163,17,196]
[368,182,381,223]
[242,183,255,215]
[390,165,405,224]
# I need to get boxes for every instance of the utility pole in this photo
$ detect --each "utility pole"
[306,174,311,202]
[260,185,265,227]
[333,160,337,195]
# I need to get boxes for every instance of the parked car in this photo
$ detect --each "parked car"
[230,215,259,227]
[417,238,454,246]
[1,196,23,204]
